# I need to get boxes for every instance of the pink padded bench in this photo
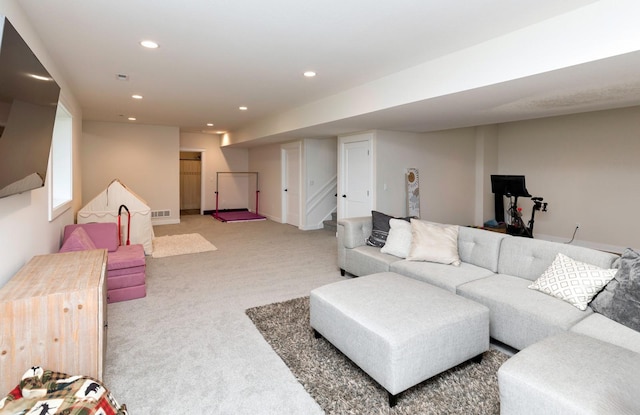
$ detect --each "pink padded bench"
[61,222,146,303]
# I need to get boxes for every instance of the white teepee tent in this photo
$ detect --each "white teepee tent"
[77,179,155,254]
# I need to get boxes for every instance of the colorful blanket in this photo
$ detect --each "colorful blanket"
[0,367,127,415]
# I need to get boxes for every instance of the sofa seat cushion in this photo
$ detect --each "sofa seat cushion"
[457,274,592,350]
[390,260,493,293]
[108,265,145,278]
[498,332,640,415]
[570,313,640,354]
[108,244,145,271]
[107,271,146,290]
[344,245,402,276]
[107,284,146,303]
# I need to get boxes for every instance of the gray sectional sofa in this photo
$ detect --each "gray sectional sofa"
[337,216,640,414]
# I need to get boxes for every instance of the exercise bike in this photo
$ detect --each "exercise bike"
[506,195,548,238]
[490,175,548,238]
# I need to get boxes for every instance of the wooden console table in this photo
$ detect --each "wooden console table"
[0,249,108,394]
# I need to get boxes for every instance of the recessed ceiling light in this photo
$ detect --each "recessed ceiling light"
[29,74,53,81]
[239,106,248,111]
[216,131,226,134]
[132,94,143,99]
[207,123,214,127]
[140,40,159,49]
[128,117,137,121]
[303,71,317,78]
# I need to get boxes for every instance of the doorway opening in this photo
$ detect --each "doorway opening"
[180,151,203,215]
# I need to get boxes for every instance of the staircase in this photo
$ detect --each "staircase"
[323,211,337,232]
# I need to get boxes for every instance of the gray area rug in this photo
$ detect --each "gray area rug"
[247,296,508,415]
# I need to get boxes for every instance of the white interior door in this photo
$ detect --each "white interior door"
[282,144,301,227]
[341,138,372,218]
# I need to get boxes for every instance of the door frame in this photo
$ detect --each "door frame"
[281,141,303,228]
[179,147,206,215]
[338,132,375,220]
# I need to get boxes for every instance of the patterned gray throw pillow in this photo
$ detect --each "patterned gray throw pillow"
[366,211,394,247]
[589,248,640,332]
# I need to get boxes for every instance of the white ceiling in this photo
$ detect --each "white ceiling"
[17,0,640,146]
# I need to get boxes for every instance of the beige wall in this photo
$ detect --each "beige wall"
[497,106,640,252]
[180,132,248,211]
[82,121,180,224]
[375,129,477,225]
[0,2,82,287]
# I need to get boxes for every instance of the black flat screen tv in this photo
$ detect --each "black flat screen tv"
[0,16,61,199]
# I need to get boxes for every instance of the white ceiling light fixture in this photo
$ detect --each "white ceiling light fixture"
[216,131,226,134]
[303,71,317,78]
[239,106,248,111]
[128,117,137,121]
[132,94,143,99]
[29,74,53,81]
[140,40,159,49]
[207,123,214,126]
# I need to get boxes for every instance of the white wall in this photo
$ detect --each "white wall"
[375,129,477,225]
[497,106,640,252]
[248,142,283,222]
[0,1,82,287]
[180,132,248,211]
[82,121,180,224]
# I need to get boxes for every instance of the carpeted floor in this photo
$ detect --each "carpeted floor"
[247,297,509,415]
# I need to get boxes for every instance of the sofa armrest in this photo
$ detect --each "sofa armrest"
[338,216,372,249]
[337,216,372,275]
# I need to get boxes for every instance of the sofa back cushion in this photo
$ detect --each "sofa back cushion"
[63,223,119,252]
[498,236,619,281]
[457,227,507,272]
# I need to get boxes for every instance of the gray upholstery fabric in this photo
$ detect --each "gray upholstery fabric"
[390,260,493,293]
[457,274,592,350]
[570,313,640,354]
[337,216,372,249]
[497,236,618,281]
[499,332,640,415]
[457,227,507,272]
[345,245,401,276]
[337,217,372,274]
[310,272,489,395]
[590,248,640,332]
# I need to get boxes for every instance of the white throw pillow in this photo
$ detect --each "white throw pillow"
[529,253,618,311]
[406,219,461,266]
[380,218,412,258]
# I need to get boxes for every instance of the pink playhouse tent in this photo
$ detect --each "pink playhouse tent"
[77,179,155,255]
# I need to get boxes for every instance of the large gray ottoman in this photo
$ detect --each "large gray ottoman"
[498,331,640,415]
[310,272,490,406]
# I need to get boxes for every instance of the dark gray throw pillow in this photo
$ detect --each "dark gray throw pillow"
[366,211,394,247]
[589,248,640,332]
[366,211,413,248]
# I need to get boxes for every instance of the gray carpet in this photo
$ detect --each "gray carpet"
[247,297,509,415]
[104,215,345,414]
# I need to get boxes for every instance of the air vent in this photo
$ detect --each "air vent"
[151,210,171,218]
[116,73,129,81]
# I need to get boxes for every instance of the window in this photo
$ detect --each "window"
[48,103,72,221]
